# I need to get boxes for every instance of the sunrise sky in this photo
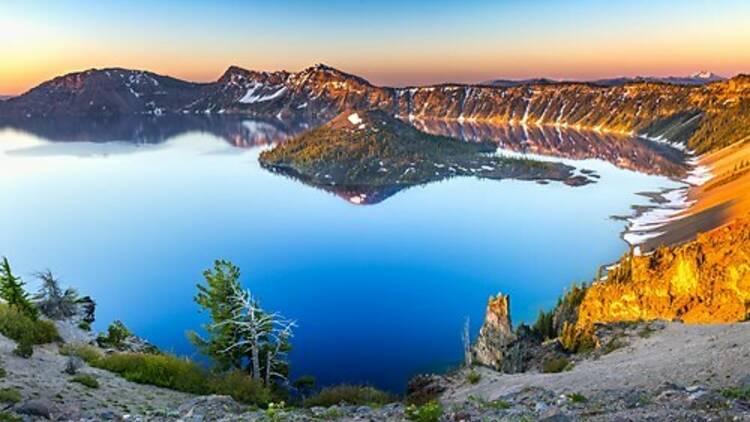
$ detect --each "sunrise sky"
[2,0,750,95]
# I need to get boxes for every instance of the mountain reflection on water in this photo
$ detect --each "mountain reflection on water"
[1,115,688,205]
[411,118,689,178]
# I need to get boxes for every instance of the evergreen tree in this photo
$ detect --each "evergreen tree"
[0,257,38,320]
[189,259,295,386]
[188,260,246,370]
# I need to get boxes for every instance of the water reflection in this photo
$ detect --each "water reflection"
[0,115,688,205]
[412,119,688,178]
[0,115,313,148]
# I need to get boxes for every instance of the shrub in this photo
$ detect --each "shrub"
[0,304,59,345]
[209,370,272,407]
[0,388,21,404]
[304,385,396,407]
[93,352,206,394]
[78,321,92,332]
[97,320,132,349]
[466,370,481,385]
[92,352,273,406]
[59,343,102,363]
[0,366,6,378]
[13,342,33,359]
[0,411,21,422]
[722,386,750,401]
[70,374,99,388]
[542,357,571,373]
[560,322,596,354]
[405,401,443,422]
[569,392,587,403]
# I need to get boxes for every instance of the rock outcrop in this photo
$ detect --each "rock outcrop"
[472,294,516,369]
[576,214,750,331]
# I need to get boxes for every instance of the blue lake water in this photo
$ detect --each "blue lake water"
[0,117,683,391]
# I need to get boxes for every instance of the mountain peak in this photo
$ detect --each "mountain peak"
[691,70,719,80]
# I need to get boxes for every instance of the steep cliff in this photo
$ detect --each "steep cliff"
[472,294,515,369]
[576,215,750,330]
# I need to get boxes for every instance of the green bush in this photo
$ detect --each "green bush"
[542,357,572,373]
[209,370,272,407]
[59,343,102,363]
[405,401,443,422]
[0,388,21,404]
[0,304,59,345]
[70,374,99,388]
[569,392,587,403]
[0,411,21,422]
[93,352,206,394]
[97,320,132,349]
[304,385,396,407]
[92,352,273,406]
[13,342,33,359]
[722,386,750,401]
[78,321,92,332]
[466,370,481,385]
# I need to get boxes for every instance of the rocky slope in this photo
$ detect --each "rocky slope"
[3,65,750,155]
[576,214,750,331]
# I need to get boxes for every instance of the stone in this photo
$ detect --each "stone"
[177,395,244,420]
[17,399,55,419]
[65,356,85,375]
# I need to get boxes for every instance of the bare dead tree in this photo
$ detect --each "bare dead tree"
[212,284,296,385]
[462,316,472,367]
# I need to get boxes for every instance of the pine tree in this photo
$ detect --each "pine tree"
[188,260,246,371]
[0,257,38,320]
[188,259,295,386]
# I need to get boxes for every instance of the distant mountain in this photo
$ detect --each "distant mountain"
[0,68,208,117]
[592,71,726,87]
[482,72,726,87]
[1,65,748,154]
[0,95,12,101]
[481,78,559,88]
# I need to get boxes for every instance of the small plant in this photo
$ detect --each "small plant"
[0,411,21,422]
[13,341,33,359]
[78,321,92,332]
[722,386,750,401]
[638,325,656,338]
[304,385,395,407]
[265,401,287,422]
[542,356,571,373]
[59,342,102,363]
[405,400,443,422]
[569,392,587,403]
[603,337,626,354]
[71,374,100,388]
[0,388,21,404]
[98,320,132,349]
[293,375,316,398]
[466,370,481,384]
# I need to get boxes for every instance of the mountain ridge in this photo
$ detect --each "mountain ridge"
[2,65,750,154]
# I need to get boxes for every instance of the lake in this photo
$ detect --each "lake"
[0,116,684,392]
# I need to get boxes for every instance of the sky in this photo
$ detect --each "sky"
[1,0,749,95]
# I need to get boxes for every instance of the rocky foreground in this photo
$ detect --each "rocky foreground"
[1,318,750,421]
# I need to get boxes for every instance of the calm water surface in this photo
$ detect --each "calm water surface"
[0,117,682,391]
